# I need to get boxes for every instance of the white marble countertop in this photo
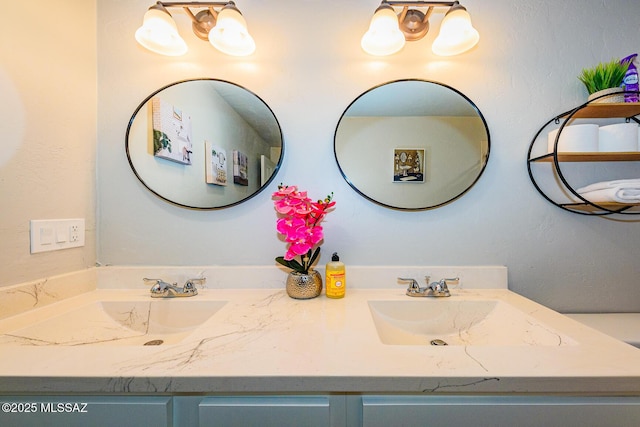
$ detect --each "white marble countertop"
[1,278,639,395]
[565,313,640,348]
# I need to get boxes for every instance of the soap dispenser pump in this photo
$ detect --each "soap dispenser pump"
[326,252,346,299]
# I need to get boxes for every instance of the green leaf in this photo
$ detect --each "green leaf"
[275,256,304,272]
[308,247,321,267]
[275,256,292,268]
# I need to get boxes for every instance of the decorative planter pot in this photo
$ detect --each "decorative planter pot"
[286,270,322,299]
[588,87,625,103]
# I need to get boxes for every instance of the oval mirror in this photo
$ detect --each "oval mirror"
[126,79,283,209]
[334,79,490,210]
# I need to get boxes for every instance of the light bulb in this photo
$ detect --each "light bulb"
[432,7,479,56]
[135,7,187,56]
[361,5,405,56]
[209,6,256,56]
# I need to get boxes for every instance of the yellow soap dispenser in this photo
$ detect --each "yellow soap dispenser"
[326,252,346,299]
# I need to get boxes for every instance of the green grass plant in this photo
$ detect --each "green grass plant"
[578,58,630,94]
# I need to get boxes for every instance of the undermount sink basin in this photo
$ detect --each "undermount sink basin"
[368,299,576,346]
[0,300,227,346]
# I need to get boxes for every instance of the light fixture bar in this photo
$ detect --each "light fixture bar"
[136,1,255,56]
[155,2,227,7]
[397,5,434,41]
[156,1,227,39]
[386,1,458,8]
[361,0,479,56]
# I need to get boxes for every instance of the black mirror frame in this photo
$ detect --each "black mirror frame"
[125,78,284,210]
[333,79,490,211]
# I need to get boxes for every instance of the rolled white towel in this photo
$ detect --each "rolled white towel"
[576,179,640,194]
[577,188,640,204]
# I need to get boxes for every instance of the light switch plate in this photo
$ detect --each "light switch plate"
[30,219,85,254]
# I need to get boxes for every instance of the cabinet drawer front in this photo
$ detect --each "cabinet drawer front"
[200,396,331,427]
[362,395,640,427]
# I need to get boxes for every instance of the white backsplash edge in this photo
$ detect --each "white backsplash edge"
[0,266,506,319]
[0,268,96,320]
[96,265,508,290]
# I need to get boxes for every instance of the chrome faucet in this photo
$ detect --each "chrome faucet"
[398,276,458,297]
[143,278,204,298]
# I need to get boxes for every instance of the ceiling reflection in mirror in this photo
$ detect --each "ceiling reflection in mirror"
[126,79,283,209]
[334,79,490,210]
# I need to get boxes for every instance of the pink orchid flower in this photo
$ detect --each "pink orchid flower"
[299,225,323,245]
[276,217,305,240]
[273,184,335,274]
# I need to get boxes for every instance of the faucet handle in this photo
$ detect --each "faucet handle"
[184,278,205,291]
[143,278,176,296]
[143,278,174,289]
[398,277,420,292]
[427,277,459,296]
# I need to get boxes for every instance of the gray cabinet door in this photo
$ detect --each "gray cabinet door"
[0,396,172,427]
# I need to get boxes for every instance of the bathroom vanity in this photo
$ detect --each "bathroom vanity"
[0,266,639,426]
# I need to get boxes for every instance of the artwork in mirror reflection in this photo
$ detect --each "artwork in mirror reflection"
[334,79,490,210]
[126,79,283,209]
[394,148,425,183]
[152,97,193,165]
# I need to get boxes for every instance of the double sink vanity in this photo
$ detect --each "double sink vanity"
[1,266,639,426]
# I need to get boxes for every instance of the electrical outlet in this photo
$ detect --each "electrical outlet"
[69,224,80,242]
[30,219,85,254]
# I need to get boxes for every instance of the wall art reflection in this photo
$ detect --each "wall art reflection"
[393,148,425,183]
[205,141,227,186]
[152,97,193,165]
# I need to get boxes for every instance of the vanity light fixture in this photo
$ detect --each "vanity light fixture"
[361,1,479,56]
[135,1,255,57]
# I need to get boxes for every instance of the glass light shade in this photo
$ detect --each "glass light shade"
[208,7,256,56]
[361,6,406,56]
[432,7,479,56]
[135,8,187,56]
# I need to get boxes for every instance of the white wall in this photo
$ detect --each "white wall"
[0,1,96,287]
[95,0,640,312]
